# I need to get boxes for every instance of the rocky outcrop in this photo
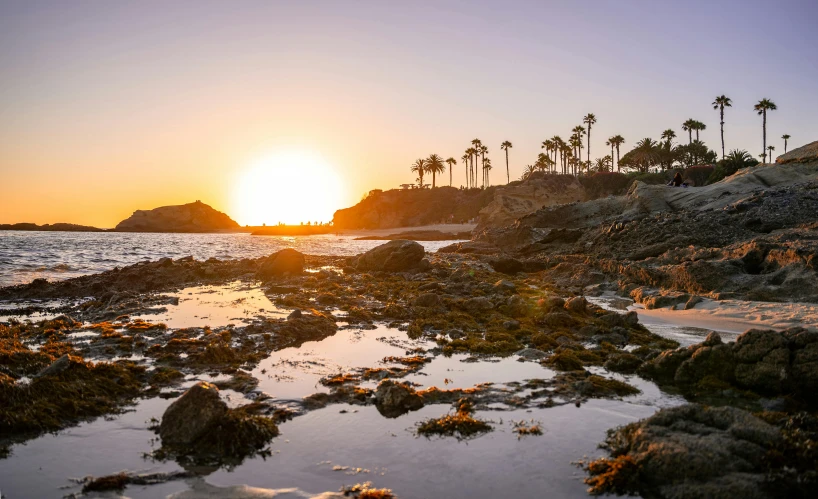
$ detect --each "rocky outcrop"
[639,328,818,402]
[585,404,784,498]
[332,186,496,230]
[257,249,305,279]
[351,240,427,272]
[776,139,818,164]
[476,173,587,230]
[159,381,227,445]
[115,200,239,232]
[0,223,103,232]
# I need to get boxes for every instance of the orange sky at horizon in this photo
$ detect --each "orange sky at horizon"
[3,1,817,228]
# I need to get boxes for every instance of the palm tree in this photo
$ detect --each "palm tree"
[606,138,615,170]
[610,135,625,171]
[682,119,696,145]
[479,145,489,185]
[426,154,446,188]
[411,159,426,187]
[500,141,512,183]
[522,164,537,180]
[693,120,706,141]
[595,156,612,172]
[551,135,563,172]
[782,134,791,153]
[754,98,777,162]
[465,147,477,188]
[767,145,775,163]
[446,157,456,186]
[471,139,482,187]
[542,139,554,172]
[712,95,732,159]
[483,157,492,187]
[632,138,661,172]
[583,113,597,162]
[661,129,676,146]
[461,152,470,187]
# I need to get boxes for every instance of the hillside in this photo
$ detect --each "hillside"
[114,200,240,233]
[332,186,498,230]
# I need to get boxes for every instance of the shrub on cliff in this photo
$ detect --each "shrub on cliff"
[579,172,631,198]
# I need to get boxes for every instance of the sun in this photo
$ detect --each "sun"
[231,151,344,226]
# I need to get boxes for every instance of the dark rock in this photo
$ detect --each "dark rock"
[287,309,302,320]
[374,379,424,418]
[418,282,441,291]
[463,296,493,313]
[503,320,521,331]
[353,240,426,272]
[493,279,516,292]
[503,295,529,317]
[564,296,588,314]
[257,248,305,279]
[488,257,524,274]
[685,295,704,310]
[159,382,228,445]
[414,293,441,307]
[514,348,548,361]
[34,354,72,378]
[604,353,643,374]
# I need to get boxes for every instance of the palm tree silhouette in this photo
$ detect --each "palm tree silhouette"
[461,152,470,187]
[426,154,446,188]
[610,135,625,171]
[693,120,706,142]
[446,157,456,186]
[782,134,791,153]
[712,95,732,159]
[500,141,512,184]
[411,158,427,187]
[470,139,482,187]
[661,129,676,146]
[754,99,777,162]
[583,113,597,162]
[522,164,537,180]
[482,157,492,187]
[465,147,477,188]
[682,119,696,145]
[767,145,775,163]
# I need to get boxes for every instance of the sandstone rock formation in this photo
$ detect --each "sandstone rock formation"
[115,200,239,232]
[776,139,818,164]
[351,240,427,272]
[476,173,587,230]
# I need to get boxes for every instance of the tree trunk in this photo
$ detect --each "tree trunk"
[616,145,621,172]
[587,126,591,163]
[688,130,692,144]
[506,148,511,184]
[432,171,436,188]
[720,107,725,159]
[763,111,767,163]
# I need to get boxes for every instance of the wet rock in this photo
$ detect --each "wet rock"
[539,311,577,329]
[493,279,516,292]
[563,296,587,314]
[374,379,424,418]
[503,320,521,331]
[488,257,523,274]
[418,282,441,291]
[684,295,704,310]
[515,348,548,361]
[257,248,305,279]
[584,404,782,498]
[446,329,465,339]
[503,295,529,317]
[414,293,441,307]
[463,296,493,313]
[604,353,643,374]
[353,240,426,272]
[34,354,72,378]
[159,381,228,445]
[287,309,302,320]
[624,311,639,326]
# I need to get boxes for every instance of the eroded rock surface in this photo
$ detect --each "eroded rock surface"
[351,240,426,272]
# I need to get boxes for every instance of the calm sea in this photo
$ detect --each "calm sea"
[0,231,464,287]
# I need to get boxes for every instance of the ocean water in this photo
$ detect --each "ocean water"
[0,231,465,287]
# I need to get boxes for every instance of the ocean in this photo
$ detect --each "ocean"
[0,231,465,287]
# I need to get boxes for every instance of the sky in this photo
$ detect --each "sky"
[2,0,817,227]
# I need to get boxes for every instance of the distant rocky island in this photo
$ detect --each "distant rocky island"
[0,223,104,232]
[114,200,240,233]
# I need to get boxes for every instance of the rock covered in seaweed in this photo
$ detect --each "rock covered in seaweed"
[374,379,424,418]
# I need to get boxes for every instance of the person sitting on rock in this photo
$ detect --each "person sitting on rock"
[670,172,683,187]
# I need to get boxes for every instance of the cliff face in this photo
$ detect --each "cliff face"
[332,186,497,230]
[476,173,587,231]
[114,201,240,233]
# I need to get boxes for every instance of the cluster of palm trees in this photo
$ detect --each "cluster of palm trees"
[408,96,791,187]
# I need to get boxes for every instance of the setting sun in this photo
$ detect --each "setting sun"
[231,151,344,226]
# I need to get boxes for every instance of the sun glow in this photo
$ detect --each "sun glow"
[231,151,344,226]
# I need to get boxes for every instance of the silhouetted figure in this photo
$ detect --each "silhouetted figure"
[671,172,683,187]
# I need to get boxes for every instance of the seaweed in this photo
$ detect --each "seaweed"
[416,398,493,440]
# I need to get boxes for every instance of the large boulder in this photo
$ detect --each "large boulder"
[776,139,818,164]
[159,381,228,445]
[374,379,424,418]
[585,404,782,498]
[115,200,239,233]
[257,248,305,279]
[352,240,426,272]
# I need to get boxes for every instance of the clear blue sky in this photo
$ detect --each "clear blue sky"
[1,0,817,225]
